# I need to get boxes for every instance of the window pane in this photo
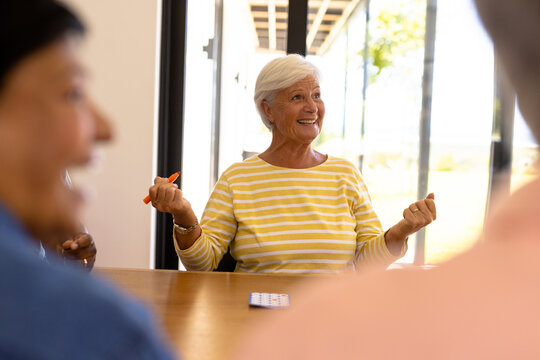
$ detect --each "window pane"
[511,104,539,193]
[426,0,493,263]
[184,0,289,221]
[184,0,218,218]
[306,0,495,264]
[307,0,426,263]
[218,0,289,174]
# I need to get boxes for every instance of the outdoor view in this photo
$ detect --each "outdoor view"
[183,0,539,266]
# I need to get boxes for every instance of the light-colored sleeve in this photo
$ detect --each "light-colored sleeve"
[174,176,238,271]
[352,173,407,271]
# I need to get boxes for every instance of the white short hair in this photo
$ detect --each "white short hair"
[254,54,321,130]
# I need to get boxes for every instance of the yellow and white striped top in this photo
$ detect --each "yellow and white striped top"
[175,156,406,274]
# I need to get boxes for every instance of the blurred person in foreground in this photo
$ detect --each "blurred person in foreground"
[148,54,436,274]
[233,0,540,359]
[0,1,176,359]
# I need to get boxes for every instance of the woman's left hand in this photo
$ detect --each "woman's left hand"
[385,193,436,255]
[399,193,437,237]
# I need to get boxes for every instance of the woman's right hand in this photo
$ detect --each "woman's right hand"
[148,176,191,219]
[149,176,201,250]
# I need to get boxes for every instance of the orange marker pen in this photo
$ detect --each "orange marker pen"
[143,171,180,204]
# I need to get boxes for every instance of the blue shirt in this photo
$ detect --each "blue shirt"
[0,203,178,360]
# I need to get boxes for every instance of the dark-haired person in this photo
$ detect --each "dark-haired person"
[0,1,176,359]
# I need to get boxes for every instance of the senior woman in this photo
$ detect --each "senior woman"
[149,54,436,274]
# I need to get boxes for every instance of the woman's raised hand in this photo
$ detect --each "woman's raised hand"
[385,193,437,255]
[148,176,191,219]
[400,193,437,237]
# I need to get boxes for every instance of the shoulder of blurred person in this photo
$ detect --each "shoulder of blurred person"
[0,204,176,360]
[233,238,540,359]
[484,177,540,243]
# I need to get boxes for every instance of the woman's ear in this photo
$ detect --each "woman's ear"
[261,100,273,123]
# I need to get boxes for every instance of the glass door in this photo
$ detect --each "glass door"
[180,0,499,266]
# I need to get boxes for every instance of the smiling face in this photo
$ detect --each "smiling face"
[262,75,325,146]
[0,36,112,239]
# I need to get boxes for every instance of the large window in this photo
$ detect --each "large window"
[303,0,495,263]
[168,0,525,268]
[425,0,494,262]
[183,0,289,219]
[218,0,288,173]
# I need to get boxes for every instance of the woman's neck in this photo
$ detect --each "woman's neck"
[259,141,327,169]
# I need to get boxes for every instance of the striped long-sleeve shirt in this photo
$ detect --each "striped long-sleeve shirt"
[175,156,406,274]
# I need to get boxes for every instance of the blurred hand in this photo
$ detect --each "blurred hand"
[148,176,192,220]
[398,193,437,237]
[57,232,96,271]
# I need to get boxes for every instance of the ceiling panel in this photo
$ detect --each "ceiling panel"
[248,0,363,54]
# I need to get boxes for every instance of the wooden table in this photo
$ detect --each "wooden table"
[97,268,321,360]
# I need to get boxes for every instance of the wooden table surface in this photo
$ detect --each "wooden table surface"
[97,268,321,360]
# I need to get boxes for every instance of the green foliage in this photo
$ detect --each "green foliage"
[364,0,426,82]
[435,154,457,172]
[366,151,413,169]
[313,129,338,147]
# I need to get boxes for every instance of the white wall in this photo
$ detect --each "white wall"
[65,0,159,268]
